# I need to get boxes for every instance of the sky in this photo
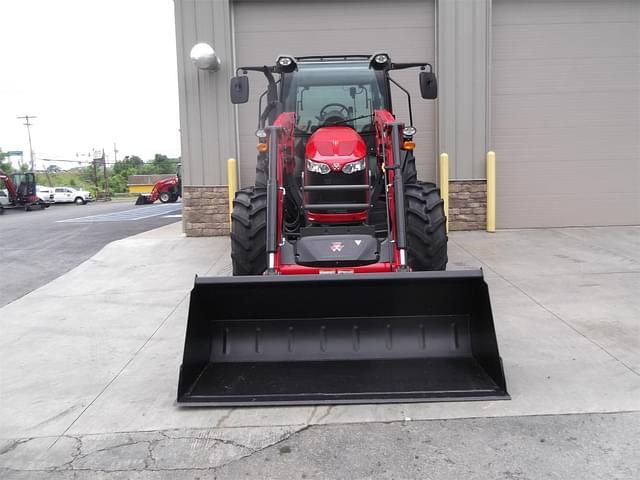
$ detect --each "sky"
[0,0,180,170]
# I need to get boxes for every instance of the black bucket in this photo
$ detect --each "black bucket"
[177,270,508,406]
[135,194,153,205]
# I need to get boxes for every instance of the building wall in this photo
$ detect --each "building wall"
[491,0,640,227]
[174,0,639,234]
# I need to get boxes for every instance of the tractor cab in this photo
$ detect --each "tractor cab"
[281,61,387,225]
[11,173,37,202]
[232,54,436,231]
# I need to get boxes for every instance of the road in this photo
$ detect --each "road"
[0,199,181,307]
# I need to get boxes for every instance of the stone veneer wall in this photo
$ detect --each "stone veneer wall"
[182,186,230,237]
[448,180,487,231]
[182,182,486,235]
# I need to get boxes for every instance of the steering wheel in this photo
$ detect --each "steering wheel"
[318,103,350,124]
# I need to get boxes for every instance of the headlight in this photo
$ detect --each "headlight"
[342,158,366,174]
[374,54,389,64]
[403,126,417,137]
[306,159,330,175]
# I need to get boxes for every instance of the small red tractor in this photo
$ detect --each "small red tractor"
[177,54,507,406]
[135,163,182,205]
[0,170,51,214]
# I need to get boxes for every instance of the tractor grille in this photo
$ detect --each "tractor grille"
[305,170,368,210]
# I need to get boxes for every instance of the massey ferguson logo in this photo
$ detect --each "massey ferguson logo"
[330,242,344,252]
[332,163,341,171]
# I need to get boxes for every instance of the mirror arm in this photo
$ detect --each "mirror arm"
[257,89,268,129]
[389,62,433,72]
[235,65,275,75]
[388,76,413,127]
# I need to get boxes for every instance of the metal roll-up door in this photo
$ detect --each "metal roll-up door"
[492,0,640,227]
[233,0,436,187]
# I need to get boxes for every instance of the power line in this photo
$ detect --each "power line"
[40,158,180,166]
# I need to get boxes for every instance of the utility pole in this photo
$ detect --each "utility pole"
[103,151,109,198]
[113,142,118,162]
[93,158,99,191]
[17,115,37,171]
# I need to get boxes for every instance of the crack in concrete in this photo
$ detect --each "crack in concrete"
[306,405,318,424]
[72,439,146,464]
[164,435,255,453]
[54,436,82,471]
[206,426,308,473]
[313,406,334,425]
[144,437,159,470]
[214,408,235,427]
[0,438,32,456]
[31,404,82,430]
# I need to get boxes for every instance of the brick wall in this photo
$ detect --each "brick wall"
[448,180,486,231]
[182,186,230,236]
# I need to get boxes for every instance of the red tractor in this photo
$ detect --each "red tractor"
[177,54,507,406]
[0,170,50,214]
[135,163,182,205]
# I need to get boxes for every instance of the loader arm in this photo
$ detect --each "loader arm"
[0,171,18,202]
[264,111,295,274]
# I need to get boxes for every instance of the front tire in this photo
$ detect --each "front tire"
[405,182,448,271]
[255,152,268,189]
[231,187,267,275]
[159,191,171,203]
[402,151,418,185]
[74,197,86,205]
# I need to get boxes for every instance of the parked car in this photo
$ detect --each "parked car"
[0,188,8,207]
[53,187,93,205]
[36,186,56,204]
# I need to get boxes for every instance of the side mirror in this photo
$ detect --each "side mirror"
[419,71,437,99]
[230,76,249,104]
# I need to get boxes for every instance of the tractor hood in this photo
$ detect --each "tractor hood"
[157,177,177,187]
[305,126,367,168]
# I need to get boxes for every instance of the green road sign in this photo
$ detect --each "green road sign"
[6,151,23,156]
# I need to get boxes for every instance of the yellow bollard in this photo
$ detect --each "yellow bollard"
[438,153,449,233]
[486,151,496,233]
[227,158,238,225]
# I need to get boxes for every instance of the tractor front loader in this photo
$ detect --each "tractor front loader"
[178,54,508,406]
[135,163,182,205]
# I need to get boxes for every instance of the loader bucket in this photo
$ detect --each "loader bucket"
[177,270,508,406]
[135,194,153,205]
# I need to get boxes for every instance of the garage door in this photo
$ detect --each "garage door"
[233,0,435,187]
[492,0,640,227]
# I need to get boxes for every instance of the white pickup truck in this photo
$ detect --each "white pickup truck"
[0,188,9,207]
[36,186,55,204]
[52,187,93,205]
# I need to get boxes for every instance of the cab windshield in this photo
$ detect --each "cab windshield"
[282,62,388,134]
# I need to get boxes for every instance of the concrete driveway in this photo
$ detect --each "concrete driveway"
[1,224,638,478]
[0,200,182,306]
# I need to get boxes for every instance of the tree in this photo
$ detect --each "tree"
[0,150,14,173]
[148,153,176,174]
